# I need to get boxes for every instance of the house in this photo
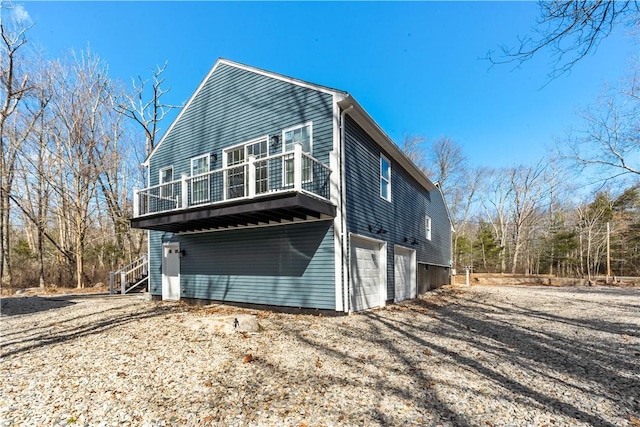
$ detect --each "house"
[130,59,452,312]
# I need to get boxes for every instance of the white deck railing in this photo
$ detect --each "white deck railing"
[133,143,332,218]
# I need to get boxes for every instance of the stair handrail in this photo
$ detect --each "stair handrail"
[109,254,149,294]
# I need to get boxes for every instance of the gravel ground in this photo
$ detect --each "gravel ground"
[1,285,639,426]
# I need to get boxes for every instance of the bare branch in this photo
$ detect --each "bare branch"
[117,61,182,155]
[561,69,640,183]
[487,1,640,79]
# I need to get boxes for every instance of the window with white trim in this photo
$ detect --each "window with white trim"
[282,123,312,186]
[380,154,391,201]
[159,166,173,199]
[425,216,432,241]
[223,137,269,199]
[225,146,245,199]
[191,154,210,204]
[247,138,269,194]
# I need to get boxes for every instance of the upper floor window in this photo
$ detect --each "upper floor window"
[380,154,391,201]
[159,166,173,199]
[283,123,312,152]
[191,154,210,204]
[283,122,313,186]
[425,216,432,241]
[192,154,210,176]
[223,137,269,199]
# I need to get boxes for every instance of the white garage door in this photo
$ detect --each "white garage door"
[394,246,416,302]
[350,236,384,311]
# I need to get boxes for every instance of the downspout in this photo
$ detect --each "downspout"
[340,105,354,312]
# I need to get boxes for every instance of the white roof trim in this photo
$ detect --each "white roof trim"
[218,58,345,97]
[337,95,436,192]
[143,60,221,166]
[143,58,345,166]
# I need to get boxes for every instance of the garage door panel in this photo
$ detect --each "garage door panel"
[350,236,384,312]
[352,285,379,298]
[394,246,416,302]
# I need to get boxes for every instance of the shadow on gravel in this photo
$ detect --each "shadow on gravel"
[1,299,179,359]
[367,311,621,427]
[361,315,474,427]
[1,296,76,316]
[269,310,473,425]
[367,288,638,427]
[273,285,638,426]
[257,318,473,426]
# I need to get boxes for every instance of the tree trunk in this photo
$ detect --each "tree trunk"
[38,227,45,288]
[511,240,520,274]
[1,191,11,286]
[75,236,84,289]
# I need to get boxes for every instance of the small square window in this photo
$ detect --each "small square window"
[284,125,311,153]
[425,216,432,241]
[380,155,391,201]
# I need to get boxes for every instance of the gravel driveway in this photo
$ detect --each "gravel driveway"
[1,285,639,426]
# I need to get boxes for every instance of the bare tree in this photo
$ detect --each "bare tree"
[8,58,79,286]
[449,168,484,268]
[428,137,466,193]
[489,1,640,79]
[14,60,55,287]
[401,135,477,268]
[482,169,511,273]
[508,162,548,274]
[0,4,36,285]
[544,157,576,275]
[563,63,640,184]
[403,135,468,192]
[575,192,613,281]
[97,88,146,266]
[118,62,181,156]
[49,49,118,288]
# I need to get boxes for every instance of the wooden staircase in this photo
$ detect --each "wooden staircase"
[109,255,149,294]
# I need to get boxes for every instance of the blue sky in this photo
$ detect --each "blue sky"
[16,1,637,169]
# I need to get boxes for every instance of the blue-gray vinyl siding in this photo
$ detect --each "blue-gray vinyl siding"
[146,62,337,309]
[148,221,335,309]
[148,63,334,187]
[343,116,452,300]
